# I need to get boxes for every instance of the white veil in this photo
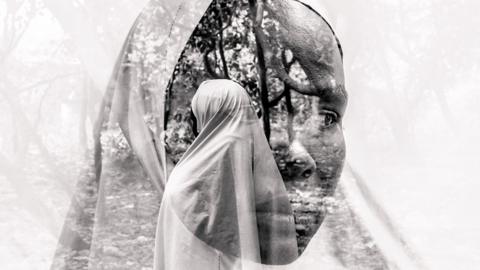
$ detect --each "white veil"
[154,79,298,269]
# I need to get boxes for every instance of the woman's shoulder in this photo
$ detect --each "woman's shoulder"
[222,133,252,152]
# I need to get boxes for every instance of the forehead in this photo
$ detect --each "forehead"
[271,0,347,113]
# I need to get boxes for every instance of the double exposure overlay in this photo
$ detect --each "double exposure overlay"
[1,0,479,269]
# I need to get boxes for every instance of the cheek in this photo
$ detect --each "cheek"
[296,125,346,193]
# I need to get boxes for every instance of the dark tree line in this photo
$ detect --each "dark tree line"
[164,0,338,144]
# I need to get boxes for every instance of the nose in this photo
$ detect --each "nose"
[287,139,316,179]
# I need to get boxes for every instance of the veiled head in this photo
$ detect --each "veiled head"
[192,79,254,131]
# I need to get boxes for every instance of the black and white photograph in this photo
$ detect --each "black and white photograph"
[0,0,479,269]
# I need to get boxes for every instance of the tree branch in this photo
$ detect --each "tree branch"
[282,49,296,70]
[216,0,230,79]
[203,48,223,79]
[0,83,73,194]
[281,49,296,141]
[255,2,317,96]
[18,72,80,93]
[262,40,316,95]
[267,50,298,107]
[285,84,294,142]
[249,0,271,141]
[268,90,285,107]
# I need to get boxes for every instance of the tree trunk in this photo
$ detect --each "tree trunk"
[216,0,230,79]
[79,74,89,150]
[248,0,271,141]
[284,85,294,142]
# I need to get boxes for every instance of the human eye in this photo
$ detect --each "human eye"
[318,110,338,129]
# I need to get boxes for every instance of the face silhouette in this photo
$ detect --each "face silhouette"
[166,0,347,254]
[265,0,347,252]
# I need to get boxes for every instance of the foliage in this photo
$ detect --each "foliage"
[102,126,135,162]
[164,0,314,162]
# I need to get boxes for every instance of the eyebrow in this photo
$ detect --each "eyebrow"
[317,83,348,115]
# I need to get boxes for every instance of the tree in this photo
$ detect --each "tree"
[51,1,349,267]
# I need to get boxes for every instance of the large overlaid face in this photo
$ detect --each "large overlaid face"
[165,0,347,254]
[264,0,347,251]
[291,2,347,194]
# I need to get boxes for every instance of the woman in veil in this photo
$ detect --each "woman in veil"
[154,79,298,270]
[49,1,424,269]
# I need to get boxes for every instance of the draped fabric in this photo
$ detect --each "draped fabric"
[44,1,422,269]
[154,80,298,269]
[43,1,424,269]
[49,1,211,269]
